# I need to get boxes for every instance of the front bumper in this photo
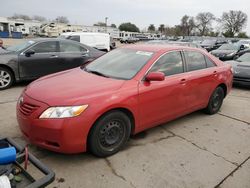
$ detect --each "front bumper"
[16,94,91,154]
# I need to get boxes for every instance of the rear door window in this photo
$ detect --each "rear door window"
[184,51,207,71]
[205,56,216,67]
[60,41,87,53]
[150,51,184,76]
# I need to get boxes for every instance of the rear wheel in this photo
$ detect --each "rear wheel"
[0,67,14,90]
[88,111,131,157]
[204,87,224,115]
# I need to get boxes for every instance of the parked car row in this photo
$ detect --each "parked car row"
[120,37,139,44]
[0,38,105,90]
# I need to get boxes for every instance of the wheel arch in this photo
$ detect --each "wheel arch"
[0,64,16,82]
[217,83,227,98]
[86,107,136,148]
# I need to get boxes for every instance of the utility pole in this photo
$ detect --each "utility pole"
[105,17,108,33]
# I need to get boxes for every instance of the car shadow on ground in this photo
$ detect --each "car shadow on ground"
[19,111,203,162]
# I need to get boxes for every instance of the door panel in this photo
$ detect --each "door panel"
[138,51,188,130]
[183,50,218,110]
[19,41,60,79]
[58,41,90,70]
[138,74,188,129]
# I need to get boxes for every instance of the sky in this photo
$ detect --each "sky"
[1,0,250,34]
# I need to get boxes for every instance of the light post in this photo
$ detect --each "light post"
[105,17,108,33]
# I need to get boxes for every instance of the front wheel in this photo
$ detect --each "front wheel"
[204,87,224,115]
[0,67,14,90]
[88,111,131,157]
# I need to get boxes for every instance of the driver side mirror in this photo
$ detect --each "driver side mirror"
[25,49,35,57]
[145,72,165,82]
[240,45,245,51]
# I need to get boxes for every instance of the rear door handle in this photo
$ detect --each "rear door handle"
[213,70,218,76]
[50,55,58,58]
[180,78,186,84]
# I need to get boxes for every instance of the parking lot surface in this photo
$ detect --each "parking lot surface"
[0,83,250,188]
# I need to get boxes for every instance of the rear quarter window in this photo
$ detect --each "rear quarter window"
[184,51,207,71]
[205,56,216,68]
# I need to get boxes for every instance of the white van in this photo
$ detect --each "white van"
[62,32,111,52]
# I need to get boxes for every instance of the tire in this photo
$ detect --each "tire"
[204,87,224,115]
[88,111,131,157]
[0,67,14,90]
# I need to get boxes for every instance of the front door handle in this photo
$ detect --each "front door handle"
[81,53,89,57]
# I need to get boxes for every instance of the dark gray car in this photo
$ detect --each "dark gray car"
[0,38,105,90]
[226,53,250,86]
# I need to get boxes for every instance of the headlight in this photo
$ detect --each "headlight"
[39,105,88,119]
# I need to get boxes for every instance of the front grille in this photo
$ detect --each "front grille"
[19,102,39,116]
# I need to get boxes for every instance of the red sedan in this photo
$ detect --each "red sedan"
[17,45,233,157]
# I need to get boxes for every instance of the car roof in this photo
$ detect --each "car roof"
[121,44,202,53]
[69,32,109,36]
[28,38,69,42]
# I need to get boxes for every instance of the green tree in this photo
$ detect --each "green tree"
[54,16,69,24]
[219,10,248,37]
[180,15,196,36]
[237,32,248,38]
[9,13,31,20]
[196,12,215,36]
[118,22,140,32]
[148,24,156,32]
[158,24,165,33]
[110,24,117,28]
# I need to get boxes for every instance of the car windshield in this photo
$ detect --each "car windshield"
[218,44,238,50]
[201,40,216,45]
[237,53,250,62]
[6,40,35,52]
[85,48,154,80]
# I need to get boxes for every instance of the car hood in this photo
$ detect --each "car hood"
[211,50,236,55]
[25,68,126,106]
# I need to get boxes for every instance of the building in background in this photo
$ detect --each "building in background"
[0,16,156,39]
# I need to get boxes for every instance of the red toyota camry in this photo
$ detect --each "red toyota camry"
[17,45,233,157]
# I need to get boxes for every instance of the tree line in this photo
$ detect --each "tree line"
[119,10,248,38]
[9,14,70,24]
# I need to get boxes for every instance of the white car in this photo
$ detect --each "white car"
[61,32,111,52]
[237,39,250,48]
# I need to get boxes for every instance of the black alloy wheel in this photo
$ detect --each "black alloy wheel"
[0,67,14,90]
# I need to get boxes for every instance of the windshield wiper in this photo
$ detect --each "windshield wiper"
[85,68,110,78]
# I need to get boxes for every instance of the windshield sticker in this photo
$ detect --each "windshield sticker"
[136,51,153,56]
